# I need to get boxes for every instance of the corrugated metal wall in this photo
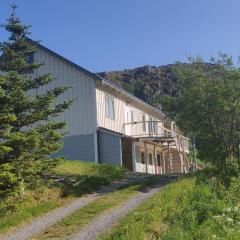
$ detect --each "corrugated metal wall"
[53,134,95,161]
[33,47,97,136]
[98,131,122,165]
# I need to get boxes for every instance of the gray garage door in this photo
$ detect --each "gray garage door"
[98,131,122,165]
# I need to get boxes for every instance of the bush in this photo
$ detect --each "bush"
[0,163,20,200]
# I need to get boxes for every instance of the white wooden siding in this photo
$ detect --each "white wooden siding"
[96,86,164,136]
[33,47,97,136]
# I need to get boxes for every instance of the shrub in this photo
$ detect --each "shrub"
[0,163,20,200]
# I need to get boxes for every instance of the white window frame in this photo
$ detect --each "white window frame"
[105,94,115,120]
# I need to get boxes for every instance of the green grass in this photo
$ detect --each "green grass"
[31,177,160,240]
[54,160,125,197]
[99,178,196,240]
[99,176,240,240]
[0,160,125,235]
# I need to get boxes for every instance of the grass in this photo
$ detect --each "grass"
[99,175,240,240]
[0,160,125,235]
[99,178,196,240]
[31,176,160,240]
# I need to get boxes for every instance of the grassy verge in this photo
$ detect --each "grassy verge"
[31,176,161,240]
[99,177,195,240]
[100,174,240,240]
[0,160,125,234]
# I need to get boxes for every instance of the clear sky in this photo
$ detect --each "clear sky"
[1,0,240,72]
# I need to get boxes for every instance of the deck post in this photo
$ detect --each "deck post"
[167,142,170,175]
[161,143,165,174]
[131,141,136,172]
[153,145,157,174]
[144,141,148,174]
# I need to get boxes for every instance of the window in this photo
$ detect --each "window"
[105,95,115,119]
[142,114,146,132]
[140,151,145,164]
[25,52,34,64]
[149,117,157,134]
[148,153,153,165]
[129,110,134,124]
[157,154,161,166]
[153,119,157,134]
[149,117,153,133]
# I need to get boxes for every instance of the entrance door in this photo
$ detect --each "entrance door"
[121,137,133,171]
[125,106,133,136]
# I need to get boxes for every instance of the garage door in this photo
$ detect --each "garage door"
[98,131,122,165]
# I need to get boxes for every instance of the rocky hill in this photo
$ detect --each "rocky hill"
[98,64,181,109]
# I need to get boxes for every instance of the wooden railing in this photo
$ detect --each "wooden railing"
[122,120,190,174]
[122,120,190,152]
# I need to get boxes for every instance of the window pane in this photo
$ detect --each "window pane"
[109,99,115,119]
[130,110,133,123]
[105,95,115,119]
[142,114,146,131]
[149,117,153,132]
[149,153,153,165]
[141,151,145,164]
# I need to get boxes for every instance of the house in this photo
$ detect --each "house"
[29,39,190,174]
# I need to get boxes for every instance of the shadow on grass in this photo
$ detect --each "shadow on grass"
[51,161,126,197]
[54,174,117,197]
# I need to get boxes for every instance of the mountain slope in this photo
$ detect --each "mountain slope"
[98,64,180,109]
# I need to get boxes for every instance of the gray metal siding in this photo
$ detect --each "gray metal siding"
[33,47,97,136]
[53,134,95,162]
[98,131,122,165]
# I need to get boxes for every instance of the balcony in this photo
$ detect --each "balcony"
[122,120,190,153]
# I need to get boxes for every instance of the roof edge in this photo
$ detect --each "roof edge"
[25,37,101,81]
[26,37,165,119]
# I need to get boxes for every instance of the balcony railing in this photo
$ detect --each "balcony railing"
[122,120,190,152]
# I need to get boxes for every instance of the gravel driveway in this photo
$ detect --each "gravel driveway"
[71,179,171,240]
[1,174,148,240]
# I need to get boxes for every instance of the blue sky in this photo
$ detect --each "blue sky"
[1,0,240,72]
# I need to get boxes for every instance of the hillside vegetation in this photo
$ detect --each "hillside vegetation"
[100,172,240,240]
[99,64,179,108]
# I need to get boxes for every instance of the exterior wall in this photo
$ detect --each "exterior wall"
[96,86,164,136]
[33,47,97,136]
[98,130,122,165]
[96,88,125,133]
[53,134,95,161]
[134,141,163,174]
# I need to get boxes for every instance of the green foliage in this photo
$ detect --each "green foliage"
[99,64,180,107]
[100,174,240,240]
[0,163,20,199]
[0,5,72,198]
[161,55,240,171]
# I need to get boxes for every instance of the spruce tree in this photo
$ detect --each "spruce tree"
[0,4,72,190]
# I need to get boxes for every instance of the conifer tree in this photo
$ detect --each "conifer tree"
[0,4,72,190]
